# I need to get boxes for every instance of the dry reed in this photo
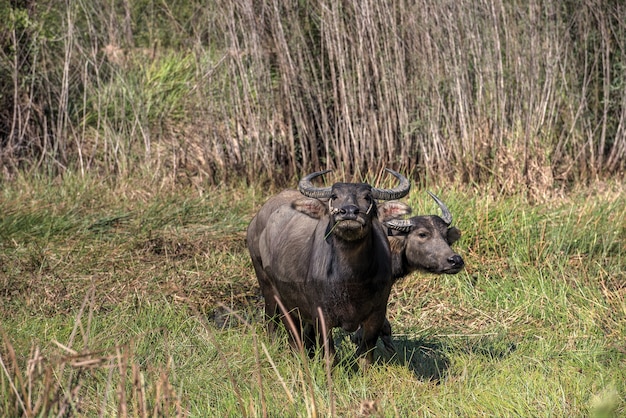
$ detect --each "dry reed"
[1,0,625,192]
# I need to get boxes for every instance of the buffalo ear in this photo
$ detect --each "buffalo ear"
[447,226,461,244]
[378,201,412,221]
[292,198,328,219]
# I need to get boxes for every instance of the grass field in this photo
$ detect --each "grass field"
[1,173,624,416]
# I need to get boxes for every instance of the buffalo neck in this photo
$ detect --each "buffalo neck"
[327,223,388,281]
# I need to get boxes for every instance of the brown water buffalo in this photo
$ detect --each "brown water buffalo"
[246,169,410,365]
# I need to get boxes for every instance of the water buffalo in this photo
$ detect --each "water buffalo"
[246,169,411,365]
[360,192,465,352]
[383,192,464,278]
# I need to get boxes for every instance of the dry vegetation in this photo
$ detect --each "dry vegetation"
[1,0,625,193]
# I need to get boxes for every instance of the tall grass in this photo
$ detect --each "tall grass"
[0,173,624,416]
[1,0,625,190]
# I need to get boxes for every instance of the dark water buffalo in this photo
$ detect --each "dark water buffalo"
[361,192,465,352]
[246,169,410,365]
[384,192,464,278]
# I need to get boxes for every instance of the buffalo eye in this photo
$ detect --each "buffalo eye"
[330,194,337,200]
[417,231,429,238]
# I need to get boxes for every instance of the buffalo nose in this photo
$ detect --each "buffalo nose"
[448,254,464,268]
[340,205,360,219]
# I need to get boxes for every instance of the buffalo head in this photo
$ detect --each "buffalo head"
[382,192,464,277]
[296,169,411,241]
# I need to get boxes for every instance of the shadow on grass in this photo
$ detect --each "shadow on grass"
[379,337,451,382]
[379,334,518,381]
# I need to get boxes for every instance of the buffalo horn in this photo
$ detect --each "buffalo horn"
[298,170,333,198]
[371,169,411,201]
[428,191,453,225]
[385,219,413,233]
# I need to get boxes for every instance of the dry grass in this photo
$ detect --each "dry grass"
[2,0,625,192]
[0,290,185,417]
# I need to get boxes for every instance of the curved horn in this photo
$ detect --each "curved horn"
[372,169,411,201]
[298,170,333,198]
[428,191,452,225]
[384,219,414,233]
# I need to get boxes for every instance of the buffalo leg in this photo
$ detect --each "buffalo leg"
[316,323,336,363]
[355,315,385,366]
[322,327,336,361]
[378,319,396,353]
[303,322,336,362]
[352,318,396,354]
[252,263,281,334]
[303,323,317,356]
[262,290,280,334]
[282,315,303,350]
[257,279,279,334]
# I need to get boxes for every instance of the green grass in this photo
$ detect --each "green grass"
[1,173,624,416]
